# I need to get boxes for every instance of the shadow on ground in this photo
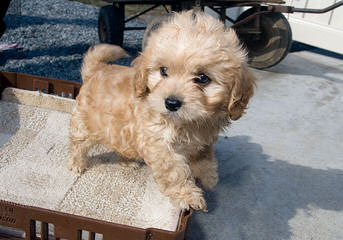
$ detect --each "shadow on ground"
[187,136,343,240]
[266,41,343,84]
[290,41,343,60]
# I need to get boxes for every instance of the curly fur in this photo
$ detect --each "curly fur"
[68,10,256,211]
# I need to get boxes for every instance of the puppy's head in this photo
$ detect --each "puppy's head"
[133,10,255,123]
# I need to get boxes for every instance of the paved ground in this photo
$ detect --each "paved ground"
[188,49,343,240]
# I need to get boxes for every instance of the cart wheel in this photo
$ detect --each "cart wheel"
[142,14,173,50]
[98,5,124,46]
[0,21,6,38]
[235,7,292,69]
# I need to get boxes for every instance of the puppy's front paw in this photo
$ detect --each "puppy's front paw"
[188,194,207,212]
[67,159,87,173]
[178,187,207,212]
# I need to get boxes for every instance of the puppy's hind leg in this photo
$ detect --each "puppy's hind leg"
[118,156,141,169]
[68,111,94,173]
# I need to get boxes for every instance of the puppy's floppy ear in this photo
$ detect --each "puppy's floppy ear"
[132,54,149,98]
[228,65,256,120]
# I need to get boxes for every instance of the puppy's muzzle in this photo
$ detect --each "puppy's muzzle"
[165,96,182,112]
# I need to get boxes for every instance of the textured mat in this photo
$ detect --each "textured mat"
[0,88,181,231]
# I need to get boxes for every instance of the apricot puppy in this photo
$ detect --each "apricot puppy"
[68,10,255,211]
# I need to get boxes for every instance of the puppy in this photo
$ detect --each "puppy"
[68,10,255,211]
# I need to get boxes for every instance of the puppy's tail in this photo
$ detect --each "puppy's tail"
[81,44,128,83]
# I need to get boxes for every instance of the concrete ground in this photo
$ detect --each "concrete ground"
[188,49,343,240]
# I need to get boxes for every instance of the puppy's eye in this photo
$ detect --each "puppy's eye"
[194,74,211,84]
[160,67,168,77]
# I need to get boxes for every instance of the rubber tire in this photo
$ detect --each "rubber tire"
[142,14,173,50]
[0,21,6,39]
[235,7,292,69]
[98,5,124,46]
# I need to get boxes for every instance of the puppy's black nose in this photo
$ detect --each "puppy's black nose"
[165,97,182,112]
